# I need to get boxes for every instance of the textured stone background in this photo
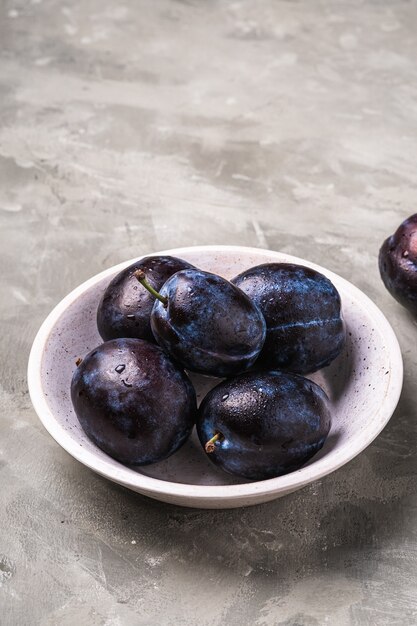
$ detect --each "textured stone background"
[1,0,417,624]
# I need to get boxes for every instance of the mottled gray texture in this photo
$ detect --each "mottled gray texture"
[1,0,417,624]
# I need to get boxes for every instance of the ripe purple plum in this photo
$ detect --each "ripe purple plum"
[97,256,196,342]
[136,268,267,377]
[232,263,345,374]
[197,370,331,481]
[71,338,197,465]
[379,214,417,314]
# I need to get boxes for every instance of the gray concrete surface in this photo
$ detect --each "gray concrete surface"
[1,0,417,624]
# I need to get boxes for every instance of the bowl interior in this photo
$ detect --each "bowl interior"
[39,248,397,489]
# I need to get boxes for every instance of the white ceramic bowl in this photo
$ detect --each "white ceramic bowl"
[28,246,403,509]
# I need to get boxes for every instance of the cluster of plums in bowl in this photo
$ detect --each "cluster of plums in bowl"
[71,255,346,481]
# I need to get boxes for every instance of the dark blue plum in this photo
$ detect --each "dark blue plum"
[150,269,266,377]
[71,338,197,465]
[379,213,417,314]
[197,370,331,481]
[97,255,196,342]
[232,263,345,374]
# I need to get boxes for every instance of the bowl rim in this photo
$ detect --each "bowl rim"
[28,245,403,504]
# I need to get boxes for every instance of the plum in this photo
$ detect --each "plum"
[232,263,345,374]
[379,213,417,314]
[197,370,331,481]
[71,338,197,465]
[97,255,195,342]
[136,268,266,377]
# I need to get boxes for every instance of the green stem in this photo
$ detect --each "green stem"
[134,269,168,307]
[205,432,222,454]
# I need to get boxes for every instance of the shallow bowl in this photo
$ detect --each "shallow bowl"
[28,246,403,508]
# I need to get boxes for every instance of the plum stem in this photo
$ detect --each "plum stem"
[205,432,223,454]
[134,269,168,307]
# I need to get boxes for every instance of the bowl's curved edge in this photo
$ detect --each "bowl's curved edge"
[27,245,404,508]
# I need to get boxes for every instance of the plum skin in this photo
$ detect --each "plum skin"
[232,263,345,374]
[197,370,331,481]
[379,214,417,314]
[71,338,197,465]
[97,255,195,343]
[150,269,267,377]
